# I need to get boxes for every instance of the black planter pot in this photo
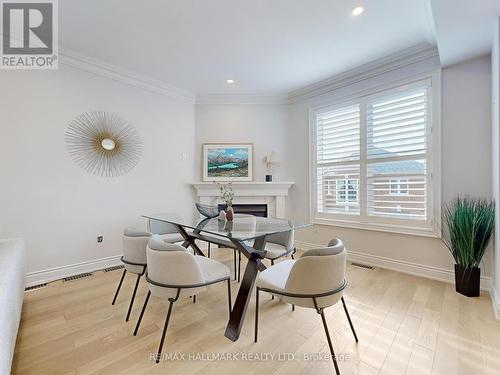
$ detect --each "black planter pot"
[454,264,480,297]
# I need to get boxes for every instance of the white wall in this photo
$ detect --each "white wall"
[0,48,494,296]
[287,55,493,284]
[194,104,289,181]
[0,64,195,280]
[492,18,500,316]
[193,55,493,286]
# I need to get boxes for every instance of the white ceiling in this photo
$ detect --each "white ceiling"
[430,0,500,66]
[60,0,434,95]
[59,1,500,96]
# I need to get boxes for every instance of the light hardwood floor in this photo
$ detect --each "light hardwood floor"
[12,248,500,375]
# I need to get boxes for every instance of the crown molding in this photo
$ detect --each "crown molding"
[196,43,439,105]
[195,93,289,105]
[59,49,195,103]
[287,43,440,103]
[57,43,438,106]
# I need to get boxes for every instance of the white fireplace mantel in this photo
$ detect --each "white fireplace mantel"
[191,181,295,218]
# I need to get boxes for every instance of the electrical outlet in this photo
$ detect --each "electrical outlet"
[97,236,103,243]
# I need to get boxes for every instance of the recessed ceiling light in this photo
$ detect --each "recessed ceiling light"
[352,6,364,16]
[226,79,235,84]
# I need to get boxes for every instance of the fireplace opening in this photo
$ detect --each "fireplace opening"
[218,203,268,218]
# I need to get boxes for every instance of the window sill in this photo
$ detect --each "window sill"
[312,217,441,238]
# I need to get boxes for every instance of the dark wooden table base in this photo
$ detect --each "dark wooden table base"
[175,223,267,342]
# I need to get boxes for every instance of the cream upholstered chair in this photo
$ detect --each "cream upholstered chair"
[111,228,151,322]
[242,223,295,284]
[148,218,184,243]
[210,214,258,282]
[133,235,232,363]
[254,239,358,375]
[263,226,296,265]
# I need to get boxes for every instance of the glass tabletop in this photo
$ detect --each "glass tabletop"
[143,213,311,241]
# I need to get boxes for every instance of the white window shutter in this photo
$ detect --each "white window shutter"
[366,88,428,220]
[316,105,360,215]
[312,79,436,234]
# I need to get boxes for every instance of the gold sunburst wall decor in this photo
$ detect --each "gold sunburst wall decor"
[65,111,142,177]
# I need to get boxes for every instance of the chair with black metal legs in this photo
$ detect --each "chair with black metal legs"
[204,214,256,282]
[254,238,358,375]
[111,228,151,322]
[133,235,232,364]
[148,218,185,244]
[264,224,296,265]
[244,222,296,291]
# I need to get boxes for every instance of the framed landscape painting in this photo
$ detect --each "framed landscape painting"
[202,143,253,181]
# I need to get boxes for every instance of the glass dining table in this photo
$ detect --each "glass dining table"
[143,213,311,342]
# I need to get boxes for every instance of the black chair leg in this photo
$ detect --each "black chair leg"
[237,251,241,283]
[292,304,295,311]
[133,290,151,336]
[254,287,259,343]
[270,262,275,300]
[233,249,237,281]
[341,297,358,342]
[319,308,340,375]
[227,279,232,318]
[126,274,141,322]
[112,269,127,305]
[193,295,196,303]
[208,243,211,258]
[156,298,176,364]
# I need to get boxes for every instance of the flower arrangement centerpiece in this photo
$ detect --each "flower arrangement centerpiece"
[218,182,234,221]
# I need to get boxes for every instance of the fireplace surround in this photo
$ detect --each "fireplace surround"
[192,182,295,218]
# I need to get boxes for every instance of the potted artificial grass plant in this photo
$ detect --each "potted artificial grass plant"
[442,197,495,297]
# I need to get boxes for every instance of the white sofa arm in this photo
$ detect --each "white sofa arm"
[0,239,26,375]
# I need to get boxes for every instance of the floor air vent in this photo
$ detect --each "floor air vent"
[351,262,374,270]
[103,265,124,272]
[63,272,93,282]
[25,283,48,291]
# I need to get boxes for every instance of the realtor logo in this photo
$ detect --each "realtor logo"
[1,0,58,69]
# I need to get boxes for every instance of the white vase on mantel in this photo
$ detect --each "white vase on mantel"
[219,210,226,221]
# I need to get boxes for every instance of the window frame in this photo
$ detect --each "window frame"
[309,72,441,238]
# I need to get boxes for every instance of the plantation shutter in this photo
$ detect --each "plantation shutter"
[316,105,360,215]
[366,88,428,219]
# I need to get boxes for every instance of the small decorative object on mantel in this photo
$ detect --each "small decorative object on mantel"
[219,210,226,221]
[226,206,234,221]
[442,197,495,297]
[218,182,234,221]
[65,111,142,177]
[202,143,253,182]
[263,151,280,182]
[195,203,219,219]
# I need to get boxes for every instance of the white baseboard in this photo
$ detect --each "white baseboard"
[491,286,500,320]
[25,255,122,287]
[295,240,492,291]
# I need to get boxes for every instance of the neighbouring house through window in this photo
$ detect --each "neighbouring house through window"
[336,178,359,204]
[389,178,409,195]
